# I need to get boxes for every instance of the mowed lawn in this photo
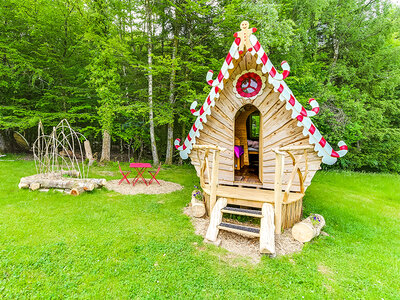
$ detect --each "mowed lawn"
[0,159,399,299]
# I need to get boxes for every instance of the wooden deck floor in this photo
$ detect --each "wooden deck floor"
[234,166,261,185]
[203,184,304,205]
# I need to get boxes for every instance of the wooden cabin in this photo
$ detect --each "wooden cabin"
[175,21,347,253]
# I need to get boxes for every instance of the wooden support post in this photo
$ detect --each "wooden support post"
[273,150,284,234]
[205,197,227,242]
[209,149,220,212]
[259,203,275,254]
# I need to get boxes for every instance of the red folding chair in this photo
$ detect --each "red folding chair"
[118,161,131,185]
[148,164,161,185]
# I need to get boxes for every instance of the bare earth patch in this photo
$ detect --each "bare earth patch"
[184,206,303,264]
[105,179,183,195]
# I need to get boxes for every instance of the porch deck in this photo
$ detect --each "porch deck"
[203,184,304,206]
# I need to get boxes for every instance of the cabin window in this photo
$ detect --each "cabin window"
[235,72,262,98]
[248,113,260,139]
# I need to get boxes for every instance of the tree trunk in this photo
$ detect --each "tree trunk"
[100,129,111,162]
[165,21,178,165]
[178,109,186,165]
[147,5,159,165]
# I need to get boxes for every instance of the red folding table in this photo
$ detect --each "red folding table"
[129,163,152,186]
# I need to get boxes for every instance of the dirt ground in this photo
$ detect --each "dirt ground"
[183,206,304,264]
[105,179,183,195]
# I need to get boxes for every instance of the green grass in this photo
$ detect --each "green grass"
[0,160,399,299]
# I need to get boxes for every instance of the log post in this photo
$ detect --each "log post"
[205,197,227,242]
[209,149,220,212]
[292,214,326,243]
[259,203,275,254]
[273,150,285,234]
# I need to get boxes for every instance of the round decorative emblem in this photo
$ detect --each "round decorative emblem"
[233,69,266,100]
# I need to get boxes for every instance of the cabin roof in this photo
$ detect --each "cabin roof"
[174,25,348,165]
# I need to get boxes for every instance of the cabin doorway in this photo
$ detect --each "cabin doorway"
[234,104,262,185]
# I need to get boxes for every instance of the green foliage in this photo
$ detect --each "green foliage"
[0,0,399,170]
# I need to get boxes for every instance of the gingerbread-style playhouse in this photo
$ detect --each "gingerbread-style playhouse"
[175,21,348,254]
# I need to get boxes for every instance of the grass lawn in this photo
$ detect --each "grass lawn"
[0,159,399,298]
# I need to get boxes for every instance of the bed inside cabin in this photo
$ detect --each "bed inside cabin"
[234,104,261,185]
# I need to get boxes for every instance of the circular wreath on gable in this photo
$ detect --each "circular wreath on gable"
[233,69,266,100]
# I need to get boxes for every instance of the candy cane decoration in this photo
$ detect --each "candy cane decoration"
[206,39,240,89]
[249,31,347,164]
[250,35,290,81]
[175,26,348,164]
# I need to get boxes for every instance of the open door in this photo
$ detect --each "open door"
[234,104,262,185]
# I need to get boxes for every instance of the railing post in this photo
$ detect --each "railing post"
[209,149,220,212]
[273,150,285,234]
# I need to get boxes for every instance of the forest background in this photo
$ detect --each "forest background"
[0,0,399,171]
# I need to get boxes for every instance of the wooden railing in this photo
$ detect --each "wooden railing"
[194,144,226,212]
[273,145,313,234]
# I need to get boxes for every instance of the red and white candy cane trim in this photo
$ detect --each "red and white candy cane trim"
[178,38,241,159]
[174,41,241,159]
[272,80,347,164]
[206,39,240,90]
[176,30,348,164]
[189,86,220,118]
[249,35,290,80]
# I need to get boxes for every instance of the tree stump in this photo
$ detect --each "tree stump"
[191,191,206,218]
[292,214,325,243]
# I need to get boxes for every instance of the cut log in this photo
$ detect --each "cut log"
[19,176,97,191]
[191,192,206,218]
[60,170,80,177]
[70,186,85,196]
[30,182,41,191]
[18,182,29,189]
[292,214,325,243]
[88,178,106,187]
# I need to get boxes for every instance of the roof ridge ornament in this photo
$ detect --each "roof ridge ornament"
[233,21,258,55]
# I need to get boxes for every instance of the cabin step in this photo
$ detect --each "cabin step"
[218,222,260,237]
[206,198,275,254]
[221,206,262,218]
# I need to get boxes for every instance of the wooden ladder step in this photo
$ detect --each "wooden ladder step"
[218,222,260,237]
[221,206,262,218]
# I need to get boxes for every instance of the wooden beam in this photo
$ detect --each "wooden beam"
[209,150,220,212]
[259,203,275,254]
[279,145,314,151]
[193,144,226,152]
[205,197,227,242]
[273,151,284,234]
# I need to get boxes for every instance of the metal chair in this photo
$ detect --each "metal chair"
[118,162,131,185]
[148,164,161,185]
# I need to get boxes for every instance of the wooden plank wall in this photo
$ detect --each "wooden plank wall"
[189,52,322,192]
